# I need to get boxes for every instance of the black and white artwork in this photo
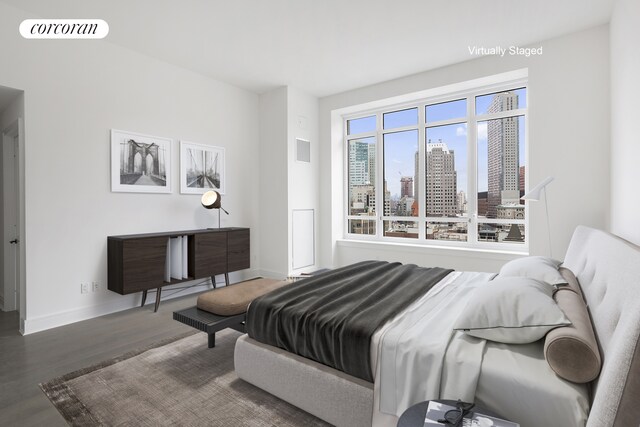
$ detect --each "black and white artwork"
[111,130,172,193]
[180,141,225,194]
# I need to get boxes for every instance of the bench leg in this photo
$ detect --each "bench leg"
[208,333,216,348]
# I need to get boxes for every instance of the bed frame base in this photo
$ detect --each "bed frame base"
[234,335,374,427]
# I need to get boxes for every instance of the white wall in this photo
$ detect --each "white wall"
[0,2,260,333]
[258,86,320,277]
[319,25,610,271]
[0,91,23,129]
[287,87,320,274]
[258,87,289,277]
[610,0,640,246]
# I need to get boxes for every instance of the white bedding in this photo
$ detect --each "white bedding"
[370,271,590,427]
[476,341,590,427]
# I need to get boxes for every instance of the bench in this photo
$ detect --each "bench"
[173,277,289,348]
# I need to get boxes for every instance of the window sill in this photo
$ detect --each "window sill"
[336,238,527,261]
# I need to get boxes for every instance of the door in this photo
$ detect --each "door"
[3,133,19,312]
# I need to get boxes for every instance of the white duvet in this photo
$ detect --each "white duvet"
[373,271,494,417]
[369,271,590,427]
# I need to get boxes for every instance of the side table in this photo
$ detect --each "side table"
[397,399,508,427]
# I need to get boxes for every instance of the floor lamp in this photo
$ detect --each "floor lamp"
[521,176,554,257]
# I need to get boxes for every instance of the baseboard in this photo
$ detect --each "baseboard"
[22,269,259,335]
[255,269,288,280]
[22,285,204,335]
[20,269,259,335]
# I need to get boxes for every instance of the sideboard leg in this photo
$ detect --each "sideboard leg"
[225,272,230,287]
[141,290,148,307]
[154,287,162,312]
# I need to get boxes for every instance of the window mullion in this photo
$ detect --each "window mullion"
[468,94,479,246]
[376,111,384,240]
[418,105,426,241]
[344,125,349,238]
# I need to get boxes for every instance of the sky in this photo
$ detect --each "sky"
[348,88,526,199]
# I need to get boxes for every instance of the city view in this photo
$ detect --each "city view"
[348,88,526,244]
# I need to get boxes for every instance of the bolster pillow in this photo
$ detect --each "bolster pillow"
[544,277,601,383]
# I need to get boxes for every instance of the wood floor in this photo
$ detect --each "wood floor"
[0,294,206,426]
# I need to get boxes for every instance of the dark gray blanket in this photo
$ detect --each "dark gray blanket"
[246,261,453,382]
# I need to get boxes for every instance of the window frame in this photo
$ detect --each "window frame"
[343,77,529,252]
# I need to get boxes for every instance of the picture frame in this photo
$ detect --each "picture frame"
[180,141,225,195]
[111,129,172,193]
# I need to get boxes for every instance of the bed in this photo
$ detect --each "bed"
[234,226,640,427]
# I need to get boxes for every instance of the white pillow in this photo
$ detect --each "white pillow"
[499,256,567,286]
[454,277,571,344]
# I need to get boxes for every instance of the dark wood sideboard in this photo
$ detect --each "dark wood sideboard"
[108,228,250,312]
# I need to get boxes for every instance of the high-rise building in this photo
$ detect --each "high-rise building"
[348,141,370,191]
[383,181,391,216]
[477,191,488,217]
[457,190,467,215]
[425,140,458,217]
[400,176,413,198]
[368,144,376,186]
[487,92,520,218]
[349,141,369,189]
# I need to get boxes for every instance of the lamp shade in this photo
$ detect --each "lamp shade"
[521,176,554,201]
[201,190,221,209]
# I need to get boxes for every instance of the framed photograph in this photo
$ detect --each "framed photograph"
[111,129,172,193]
[180,141,225,194]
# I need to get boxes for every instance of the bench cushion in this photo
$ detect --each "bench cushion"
[197,278,289,316]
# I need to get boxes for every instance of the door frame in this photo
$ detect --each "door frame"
[2,118,26,332]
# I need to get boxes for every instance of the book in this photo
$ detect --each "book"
[424,401,520,427]
[170,236,183,280]
[182,235,189,279]
[165,238,171,282]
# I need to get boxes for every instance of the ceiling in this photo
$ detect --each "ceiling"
[2,0,615,97]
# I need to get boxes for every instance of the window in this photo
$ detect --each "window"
[344,79,528,251]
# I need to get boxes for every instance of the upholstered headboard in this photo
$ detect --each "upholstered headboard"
[562,226,640,427]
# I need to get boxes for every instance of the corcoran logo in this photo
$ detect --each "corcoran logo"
[19,19,109,39]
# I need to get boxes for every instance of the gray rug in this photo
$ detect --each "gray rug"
[40,330,330,426]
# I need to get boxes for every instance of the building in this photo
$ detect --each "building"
[368,144,376,187]
[457,190,467,215]
[400,176,413,198]
[349,184,375,214]
[497,203,525,220]
[426,140,458,217]
[383,181,391,216]
[396,195,415,216]
[487,92,521,218]
[348,140,371,191]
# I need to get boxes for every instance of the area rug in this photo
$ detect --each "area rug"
[40,329,330,426]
